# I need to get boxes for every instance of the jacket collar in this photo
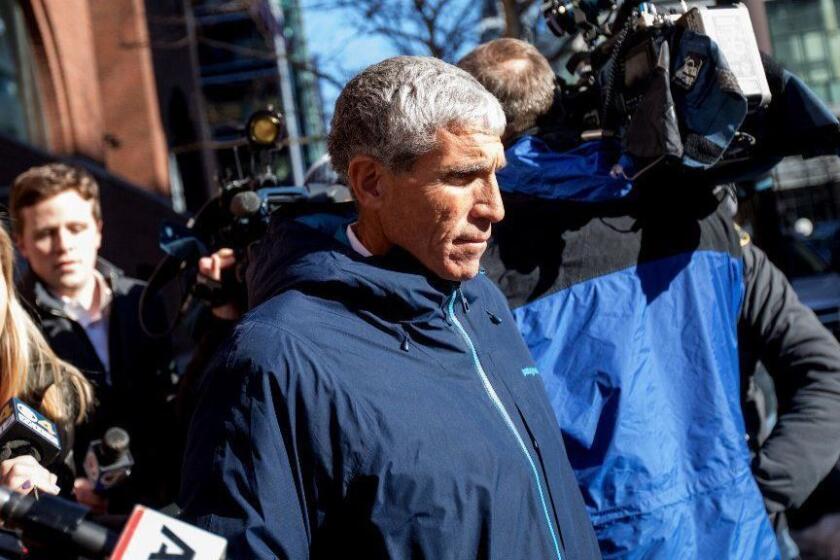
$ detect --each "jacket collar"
[20,258,124,317]
[247,214,471,324]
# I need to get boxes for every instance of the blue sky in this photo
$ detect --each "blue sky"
[300,4,399,119]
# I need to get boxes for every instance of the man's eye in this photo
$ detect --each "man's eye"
[445,173,477,186]
[34,231,52,241]
[68,224,88,234]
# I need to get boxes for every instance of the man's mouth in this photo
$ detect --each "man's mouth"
[454,235,489,245]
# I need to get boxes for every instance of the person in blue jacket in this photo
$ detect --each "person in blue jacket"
[178,56,602,560]
[459,38,840,559]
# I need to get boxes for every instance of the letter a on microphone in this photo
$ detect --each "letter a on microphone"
[149,525,195,559]
[111,506,227,560]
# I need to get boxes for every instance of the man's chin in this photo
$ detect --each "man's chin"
[438,259,481,282]
[413,249,482,282]
[49,272,89,294]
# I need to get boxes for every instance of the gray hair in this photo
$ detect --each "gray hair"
[328,56,506,184]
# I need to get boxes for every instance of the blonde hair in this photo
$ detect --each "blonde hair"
[0,223,93,429]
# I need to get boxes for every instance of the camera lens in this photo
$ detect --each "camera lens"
[543,0,579,37]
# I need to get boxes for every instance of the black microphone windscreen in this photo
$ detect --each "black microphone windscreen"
[230,191,262,217]
[103,427,129,454]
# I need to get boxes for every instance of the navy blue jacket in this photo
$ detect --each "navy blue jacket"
[179,215,601,559]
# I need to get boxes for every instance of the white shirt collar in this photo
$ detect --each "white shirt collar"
[58,270,113,327]
[346,223,373,257]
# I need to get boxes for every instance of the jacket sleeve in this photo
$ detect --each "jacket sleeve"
[739,242,840,511]
[178,321,312,559]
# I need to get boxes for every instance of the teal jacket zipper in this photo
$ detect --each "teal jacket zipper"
[446,290,563,560]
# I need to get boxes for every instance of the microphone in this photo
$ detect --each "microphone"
[111,505,227,560]
[0,485,117,557]
[0,399,61,466]
[229,191,262,218]
[0,488,227,559]
[83,427,134,494]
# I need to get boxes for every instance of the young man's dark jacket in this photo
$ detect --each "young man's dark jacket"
[481,133,840,558]
[738,240,840,514]
[179,214,602,559]
[19,260,180,511]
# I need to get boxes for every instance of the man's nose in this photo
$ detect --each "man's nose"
[472,177,505,224]
[54,229,72,252]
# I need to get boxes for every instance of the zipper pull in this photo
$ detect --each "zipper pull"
[458,288,469,313]
[486,310,502,325]
[399,323,411,352]
[444,291,456,325]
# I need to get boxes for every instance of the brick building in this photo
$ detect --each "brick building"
[0,0,180,276]
[1,0,328,279]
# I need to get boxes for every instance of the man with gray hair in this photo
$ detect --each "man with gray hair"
[179,56,601,559]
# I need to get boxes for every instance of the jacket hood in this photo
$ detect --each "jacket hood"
[497,136,635,203]
[246,212,468,323]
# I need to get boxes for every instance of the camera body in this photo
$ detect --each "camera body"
[678,5,769,108]
[545,1,771,177]
[144,108,348,324]
[544,0,616,38]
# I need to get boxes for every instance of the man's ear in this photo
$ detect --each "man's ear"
[94,219,103,251]
[347,155,388,210]
[13,225,27,259]
[14,234,27,260]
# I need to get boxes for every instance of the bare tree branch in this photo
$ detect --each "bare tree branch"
[299,0,576,108]
[303,0,482,62]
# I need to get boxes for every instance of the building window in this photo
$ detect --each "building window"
[0,1,48,147]
[767,0,840,110]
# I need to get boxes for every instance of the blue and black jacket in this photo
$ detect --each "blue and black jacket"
[179,214,602,559]
[482,136,783,558]
[487,132,840,557]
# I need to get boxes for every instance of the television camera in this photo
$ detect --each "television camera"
[139,108,349,336]
[539,0,839,181]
